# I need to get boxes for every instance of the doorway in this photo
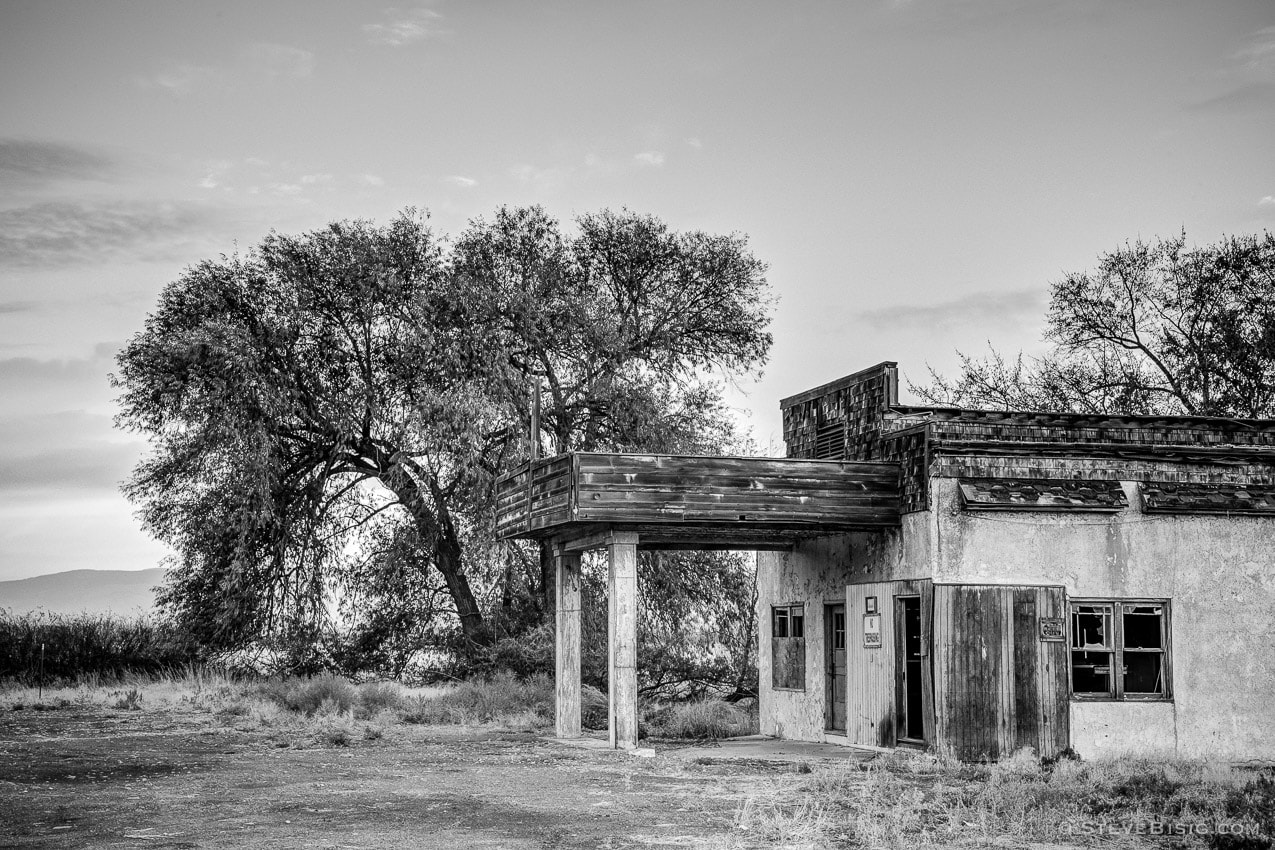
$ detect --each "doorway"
[825,603,846,732]
[896,595,924,743]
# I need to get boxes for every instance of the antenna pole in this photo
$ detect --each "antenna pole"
[530,377,543,462]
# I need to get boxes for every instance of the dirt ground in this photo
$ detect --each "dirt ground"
[0,706,826,849]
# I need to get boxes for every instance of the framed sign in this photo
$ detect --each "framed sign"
[1039,617,1065,642]
[863,613,882,648]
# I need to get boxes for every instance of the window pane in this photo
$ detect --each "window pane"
[1124,652,1164,694]
[1123,605,1163,650]
[832,611,846,650]
[1072,650,1113,694]
[791,609,805,639]
[773,608,788,639]
[1072,605,1113,650]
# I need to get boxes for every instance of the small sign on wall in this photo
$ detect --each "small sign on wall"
[863,614,882,648]
[1039,617,1065,641]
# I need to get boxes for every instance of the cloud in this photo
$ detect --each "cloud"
[0,200,219,268]
[359,174,384,186]
[509,163,572,191]
[136,43,313,95]
[364,6,446,46]
[634,151,666,167]
[1260,196,1275,207]
[1236,26,1275,77]
[0,411,141,497]
[857,288,1047,332]
[0,139,115,190]
[1189,27,1275,113]
[444,175,477,188]
[685,137,703,150]
[244,42,315,79]
[299,173,333,185]
[0,300,40,314]
[135,63,221,95]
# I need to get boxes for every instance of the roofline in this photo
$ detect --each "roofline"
[888,404,1275,431]
[780,361,898,408]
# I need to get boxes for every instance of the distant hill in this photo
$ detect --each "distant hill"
[0,568,165,617]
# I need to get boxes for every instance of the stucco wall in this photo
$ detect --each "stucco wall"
[931,476,1275,761]
[757,514,932,742]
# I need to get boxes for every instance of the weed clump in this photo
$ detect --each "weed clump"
[643,699,755,740]
[404,671,552,727]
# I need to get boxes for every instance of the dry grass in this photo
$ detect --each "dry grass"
[643,698,758,740]
[402,670,554,729]
[732,748,1275,849]
[0,668,547,745]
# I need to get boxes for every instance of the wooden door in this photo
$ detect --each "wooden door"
[825,604,847,731]
[932,584,1069,760]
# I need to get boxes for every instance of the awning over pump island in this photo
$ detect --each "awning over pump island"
[493,451,902,749]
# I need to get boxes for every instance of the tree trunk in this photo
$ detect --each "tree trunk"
[382,468,487,645]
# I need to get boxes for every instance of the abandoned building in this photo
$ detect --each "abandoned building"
[495,362,1275,761]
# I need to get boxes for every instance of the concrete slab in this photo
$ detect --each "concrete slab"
[544,733,880,765]
[664,735,879,765]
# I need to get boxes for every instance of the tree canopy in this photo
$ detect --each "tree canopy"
[114,207,771,665]
[914,231,1275,418]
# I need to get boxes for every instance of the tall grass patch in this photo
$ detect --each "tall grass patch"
[0,611,199,683]
[643,699,757,740]
[404,671,553,727]
[740,749,1273,849]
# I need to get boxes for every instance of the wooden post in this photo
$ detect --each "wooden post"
[608,531,640,749]
[554,545,582,739]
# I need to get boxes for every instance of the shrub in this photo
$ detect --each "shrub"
[405,671,552,727]
[644,699,754,740]
[256,674,358,716]
[580,685,608,730]
[356,681,405,718]
[111,688,143,710]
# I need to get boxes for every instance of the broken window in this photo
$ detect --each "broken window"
[771,604,806,690]
[1070,600,1170,700]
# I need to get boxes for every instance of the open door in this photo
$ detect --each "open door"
[825,603,846,732]
[896,595,925,744]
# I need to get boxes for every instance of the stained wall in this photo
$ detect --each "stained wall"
[756,514,931,742]
[931,475,1275,760]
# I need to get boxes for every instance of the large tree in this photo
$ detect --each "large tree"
[915,231,1275,417]
[114,207,771,660]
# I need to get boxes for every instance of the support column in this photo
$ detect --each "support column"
[553,544,582,739]
[607,531,640,749]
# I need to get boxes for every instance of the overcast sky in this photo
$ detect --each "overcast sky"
[1,0,1273,581]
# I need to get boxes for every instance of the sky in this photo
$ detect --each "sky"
[0,0,1273,581]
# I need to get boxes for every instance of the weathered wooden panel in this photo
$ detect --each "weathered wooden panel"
[494,454,574,538]
[844,579,932,748]
[846,582,897,747]
[933,584,1068,761]
[495,452,902,543]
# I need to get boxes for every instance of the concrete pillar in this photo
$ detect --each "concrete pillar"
[608,532,640,749]
[553,545,582,739]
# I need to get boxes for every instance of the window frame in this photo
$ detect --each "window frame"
[770,603,807,692]
[1068,598,1172,702]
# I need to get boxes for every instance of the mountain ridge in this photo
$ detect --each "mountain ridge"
[0,568,165,616]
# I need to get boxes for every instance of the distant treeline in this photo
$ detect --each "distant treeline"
[0,611,200,684]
